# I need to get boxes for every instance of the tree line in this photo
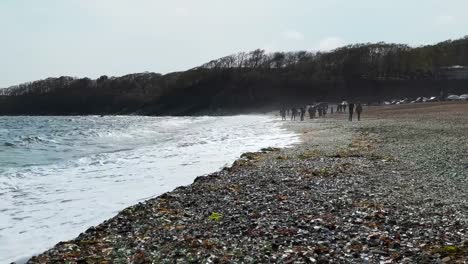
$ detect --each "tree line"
[196,36,468,80]
[1,36,468,115]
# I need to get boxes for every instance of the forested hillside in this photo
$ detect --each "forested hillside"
[1,37,468,115]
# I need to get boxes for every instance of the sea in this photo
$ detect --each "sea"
[0,115,299,263]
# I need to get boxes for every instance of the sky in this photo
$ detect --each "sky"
[1,0,468,87]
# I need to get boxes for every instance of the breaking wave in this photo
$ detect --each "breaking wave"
[0,115,299,263]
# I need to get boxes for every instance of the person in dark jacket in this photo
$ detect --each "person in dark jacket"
[300,107,306,121]
[280,108,286,120]
[356,103,363,121]
[291,107,298,121]
[348,103,355,121]
[308,106,315,119]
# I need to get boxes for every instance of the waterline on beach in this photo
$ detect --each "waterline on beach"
[0,115,300,263]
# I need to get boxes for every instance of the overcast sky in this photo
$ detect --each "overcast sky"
[1,0,467,87]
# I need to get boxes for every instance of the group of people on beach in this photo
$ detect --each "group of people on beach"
[281,104,329,121]
[280,101,363,121]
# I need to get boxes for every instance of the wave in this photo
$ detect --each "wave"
[0,115,300,263]
[18,136,58,145]
[3,137,56,148]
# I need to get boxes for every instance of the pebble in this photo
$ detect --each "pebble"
[27,111,468,263]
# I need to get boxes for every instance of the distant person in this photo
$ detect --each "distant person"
[300,107,306,121]
[356,103,363,121]
[280,108,286,120]
[308,106,315,119]
[331,106,334,114]
[291,107,297,121]
[348,102,355,121]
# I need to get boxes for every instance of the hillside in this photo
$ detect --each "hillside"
[1,37,468,115]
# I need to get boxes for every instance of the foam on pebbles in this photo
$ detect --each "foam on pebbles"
[27,103,468,263]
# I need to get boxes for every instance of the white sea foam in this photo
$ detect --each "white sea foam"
[0,115,299,263]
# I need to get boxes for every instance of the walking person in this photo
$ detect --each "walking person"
[280,108,286,120]
[300,107,306,121]
[356,103,363,121]
[348,102,355,121]
[291,107,297,121]
[308,106,314,119]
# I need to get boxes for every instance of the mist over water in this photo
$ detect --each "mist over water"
[0,115,299,263]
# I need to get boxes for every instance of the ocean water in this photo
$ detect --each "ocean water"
[0,115,299,263]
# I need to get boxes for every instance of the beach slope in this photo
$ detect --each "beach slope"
[28,102,468,263]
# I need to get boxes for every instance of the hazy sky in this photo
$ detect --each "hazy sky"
[1,0,467,87]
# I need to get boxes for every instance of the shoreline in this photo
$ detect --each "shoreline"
[26,103,468,263]
[4,114,297,264]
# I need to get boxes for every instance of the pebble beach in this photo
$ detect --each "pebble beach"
[27,102,468,263]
